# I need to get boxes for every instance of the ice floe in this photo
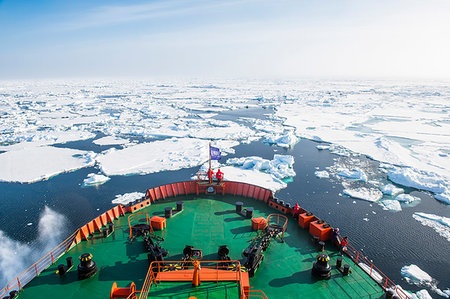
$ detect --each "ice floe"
[381,184,404,196]
[401,264,449,298]
[401,264,433,285]
[412,212,450,242]
[226,155,295,180]
[337,167,368,182]
[395,194,420,203]
[0,146,96,183]
[263,132,298,148]
[97,138,238,176]
[112,192,145,205]
[314,170,330,179]
[380,200,402,212]
[343,187,383,202]
[93,136,130,146]
[82,173,110,187]
[388,167,449,204]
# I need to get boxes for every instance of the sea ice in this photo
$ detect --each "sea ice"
[82,173,110,187]
[226,155,295,180]
[314,170,330,179]
[395,194,420,203]
[380,200,402,212]
[93,136,130,146]
[400,264,433,285]
[381,184,404,196]
[413,290,433,299]
[412,212,450,242]
[316,144,330,150]
[343,187,383,202]
[388,167,447,196]
[97,138,238,176]
[434,190,450,205]
[0,146,96,183]
[263,132,298,148]
[337,167,368,182]
[112,192,145,205]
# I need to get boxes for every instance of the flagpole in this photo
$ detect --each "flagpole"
[209,142,212,184]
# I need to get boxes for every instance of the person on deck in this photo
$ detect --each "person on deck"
[332,228,341,247]
[293,203,301,218]
[207,169,214,182]
[340,236,348,255]
[216,169,224,183]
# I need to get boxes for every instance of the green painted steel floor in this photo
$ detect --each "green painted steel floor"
[20,195,385,298]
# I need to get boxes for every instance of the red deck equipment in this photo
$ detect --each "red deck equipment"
[309,220,333,241]
[298,212,315,229]
[251,217,268,231]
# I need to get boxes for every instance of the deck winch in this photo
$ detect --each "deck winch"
[78,253,98,279]
[243,214,288,277]
[312,253,331,279]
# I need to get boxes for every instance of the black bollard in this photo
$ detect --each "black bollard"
[9,291,18,299]
[57,264,65,276]
[336,257,342,268]
[165,207,172,218]
[66,257,73,268]
[236,202,243,213]
[246,208,254,219]
[176,201,184,211]
[78,253,98,279]
[343,264,350,276]
[102,228,108,238]
[108,223,114,234]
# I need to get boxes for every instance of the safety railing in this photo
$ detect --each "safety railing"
[267,213,288,239]
[248,290,268,298]
[140,260,246,299]
[128,212,151,239]
[344,243,408,299]
[0,229,79,298]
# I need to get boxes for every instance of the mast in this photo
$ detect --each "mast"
[209,141,212,184]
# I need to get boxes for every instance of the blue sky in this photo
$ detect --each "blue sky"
[0,0,449,79]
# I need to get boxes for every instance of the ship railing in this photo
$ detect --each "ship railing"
[344,243,409,299]
[0,229,79,298]
[140,260,250,299]
[248,289,268,298]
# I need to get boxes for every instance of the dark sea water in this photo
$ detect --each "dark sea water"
[0,137,449,296]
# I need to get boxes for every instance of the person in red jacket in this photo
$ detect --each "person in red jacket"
[293,203,301,218]
[216,169,224,183]
[340,236,348,255]
[207,168,214,183]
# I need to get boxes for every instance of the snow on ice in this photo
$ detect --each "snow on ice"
[0,146,96,183]
[93,136,130,146]
[314,170,330,179]
[82,173,110,187]
[112,192,145,205]
[380,200,402,212]
[412,212,450,242]
[343,187,383,202]
[381,184,404,196]
[97,138,238,176]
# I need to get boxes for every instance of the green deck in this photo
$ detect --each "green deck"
[20,195,385,298]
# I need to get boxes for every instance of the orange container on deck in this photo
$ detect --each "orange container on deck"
[251,217,268,231]
[309,220,332,241]
[150,216,166,231]
[298,212,315,229]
